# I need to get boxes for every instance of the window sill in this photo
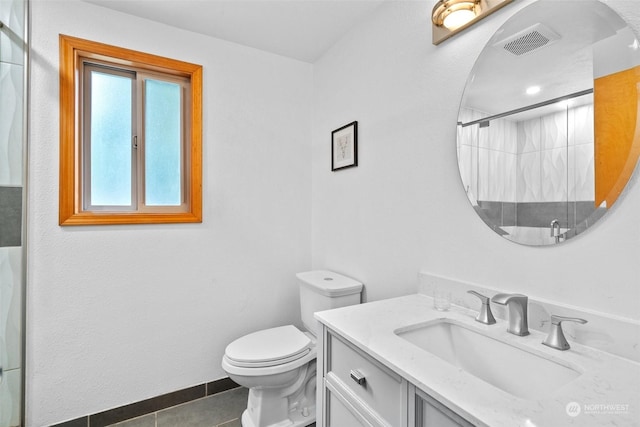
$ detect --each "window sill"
[59,210,202,226]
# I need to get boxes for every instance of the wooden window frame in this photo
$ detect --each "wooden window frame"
[59,34,202,225]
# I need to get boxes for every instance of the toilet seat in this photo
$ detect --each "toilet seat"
[224,325,312,368]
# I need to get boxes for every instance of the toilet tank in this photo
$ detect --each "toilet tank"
[297,270,363,336]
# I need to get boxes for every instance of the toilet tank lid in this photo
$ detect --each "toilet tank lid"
[296,270,363,297]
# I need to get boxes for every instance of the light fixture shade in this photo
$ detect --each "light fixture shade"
[443,9,476,30]
[432,0,513,45]
[432,0,479,30]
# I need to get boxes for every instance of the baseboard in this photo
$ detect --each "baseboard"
[49,377,240,427]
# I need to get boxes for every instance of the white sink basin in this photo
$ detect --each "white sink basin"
[395,319,582,400]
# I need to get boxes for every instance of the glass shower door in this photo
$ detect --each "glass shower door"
[0,0,26,426]
[458,91,595,245]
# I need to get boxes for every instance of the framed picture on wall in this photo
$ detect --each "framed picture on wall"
[331,121,358,171]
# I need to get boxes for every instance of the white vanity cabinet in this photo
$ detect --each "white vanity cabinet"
[414,389,474,427]
[317,325,474,427]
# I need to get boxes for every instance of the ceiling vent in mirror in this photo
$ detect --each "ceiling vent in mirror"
[494,23,560,56]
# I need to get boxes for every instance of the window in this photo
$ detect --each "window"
[59,35,202,225]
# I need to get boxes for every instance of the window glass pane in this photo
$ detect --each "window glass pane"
[90,70,133,206]
[145,79,182,206]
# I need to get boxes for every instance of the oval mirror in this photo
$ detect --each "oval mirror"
[457,0,640,246]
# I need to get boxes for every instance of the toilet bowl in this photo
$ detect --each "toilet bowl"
[222,325,317,427]
[221,270,363,427]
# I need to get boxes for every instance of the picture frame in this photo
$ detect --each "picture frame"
[331,121,358,171]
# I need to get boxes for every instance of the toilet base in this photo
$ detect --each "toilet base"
[240,407,315,427]
[237,360,317,427]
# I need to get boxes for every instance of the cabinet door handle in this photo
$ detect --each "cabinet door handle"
[350,369,366,386]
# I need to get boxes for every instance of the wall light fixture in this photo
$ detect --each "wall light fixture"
[432,0,514,45]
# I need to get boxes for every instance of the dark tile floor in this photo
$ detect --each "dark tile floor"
[106,387,316,427]
[107,388,247,427]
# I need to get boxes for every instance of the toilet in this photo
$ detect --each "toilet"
[222,270,363,427]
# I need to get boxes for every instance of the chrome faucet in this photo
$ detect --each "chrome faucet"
[542,315,588,351]
[550,219,561,243]
[491,293,529,336]
[467,290,496,325]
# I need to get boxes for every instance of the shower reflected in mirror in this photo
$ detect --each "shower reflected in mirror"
[457,0,640,246]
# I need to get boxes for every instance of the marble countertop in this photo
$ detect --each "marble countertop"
[315,294,640,427]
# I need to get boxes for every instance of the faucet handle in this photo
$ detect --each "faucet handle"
[542,315,588,351]
[467,290,496,325]
[550,315,588,325]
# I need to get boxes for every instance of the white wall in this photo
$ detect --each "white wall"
[26,0,640,425]
[311,0,640,317]
[27,1,312,425]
